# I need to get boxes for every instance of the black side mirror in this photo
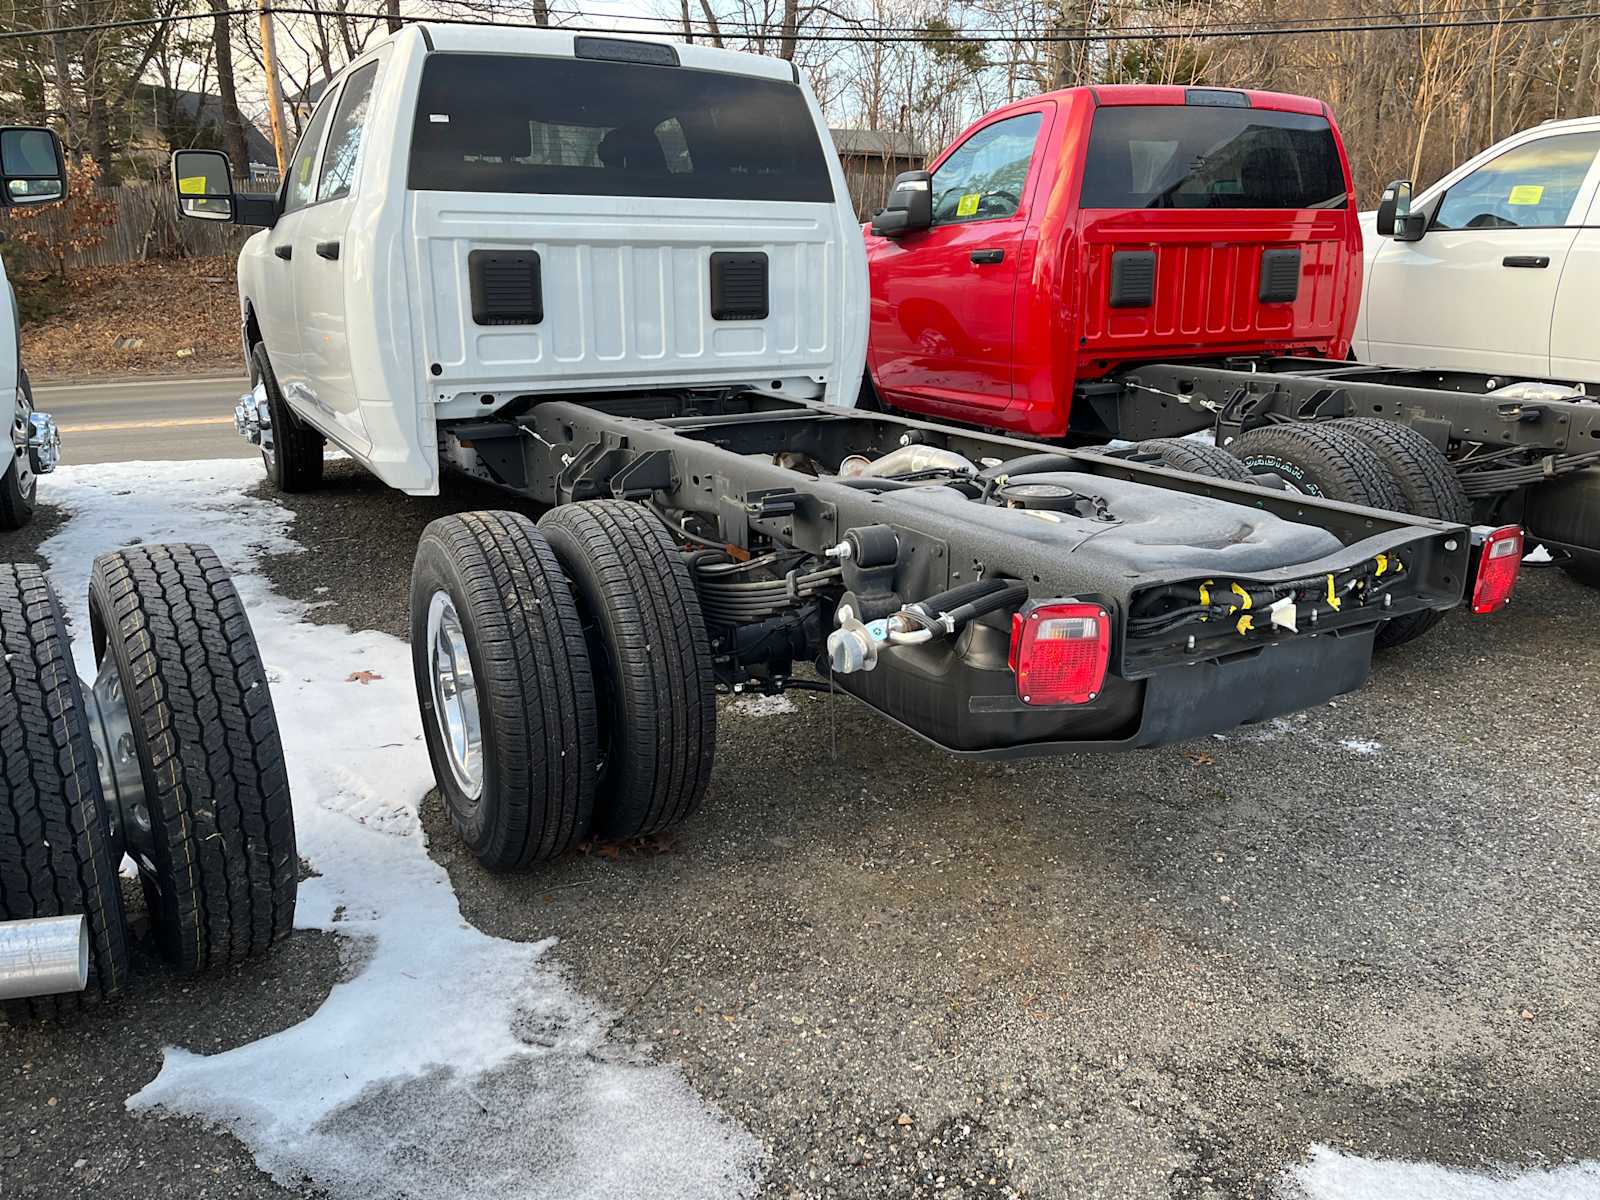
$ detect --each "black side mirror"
[172,148,278,228]
[172,148,236,222]
[870,169,932,238]
[1375,178,1425,241]
[0,127,67,207]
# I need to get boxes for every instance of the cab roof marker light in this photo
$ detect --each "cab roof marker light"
[1185,88,1251,107]
[573,36,680,67]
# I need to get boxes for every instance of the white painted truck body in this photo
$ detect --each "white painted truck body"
[1,257,17,440]
[1355,115,1600,385]
[235,26,869,495]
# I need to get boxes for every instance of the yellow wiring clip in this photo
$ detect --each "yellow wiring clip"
[1198,580,1212,621]
[1374,553,1389,577]
[1236,614,1255,635]
[1231,582,1252,610]
[1325,574,1342,611]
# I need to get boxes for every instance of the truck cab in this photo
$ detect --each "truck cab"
[1356,115,1600,384]
[173,26,868,496]
[864,85,1361,439]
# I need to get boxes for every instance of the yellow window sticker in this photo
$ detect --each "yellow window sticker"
[1508,184,1544,205]
[299,157,313,185]
[956,192,980,217]
[178,175,206,195]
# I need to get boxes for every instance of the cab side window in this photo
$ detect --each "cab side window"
[318,61,380,202]
[282,89,339,214]
[931,112,1043,225]
[1432,132,1600,231]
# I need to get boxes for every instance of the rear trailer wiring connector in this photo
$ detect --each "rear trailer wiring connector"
[1129,554,1410,641]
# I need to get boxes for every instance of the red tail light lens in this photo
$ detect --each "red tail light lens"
[1470,525,1523,614]
[1009,601,1111,706]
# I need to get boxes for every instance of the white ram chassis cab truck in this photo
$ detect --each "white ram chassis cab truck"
[0,126,66,530]
[174,31,1486,876]
[174,24,867,496]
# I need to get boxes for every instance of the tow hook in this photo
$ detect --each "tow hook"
[27,411,60,474]
[234,384,270,446]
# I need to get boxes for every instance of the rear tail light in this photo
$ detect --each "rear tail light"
[1470,525,1523,614]
[1009,600,1111,705]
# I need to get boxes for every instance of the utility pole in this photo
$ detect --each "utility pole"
[258,0,291,173]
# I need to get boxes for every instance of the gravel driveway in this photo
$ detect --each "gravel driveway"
[4,459,1597,1199]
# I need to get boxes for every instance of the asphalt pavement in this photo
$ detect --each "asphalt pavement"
[3,453,1599,1199]
[34,375,250,464]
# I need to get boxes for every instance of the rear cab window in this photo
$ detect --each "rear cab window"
[1080,105,1348,210]
[407,53,834,202]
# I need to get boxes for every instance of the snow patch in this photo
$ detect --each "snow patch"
[1280,1145,1600,1199]
[36,461,759,1199]
[728,691,798,718]
[1338,738,1384,757]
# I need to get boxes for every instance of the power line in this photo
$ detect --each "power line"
[3,2,1599,44]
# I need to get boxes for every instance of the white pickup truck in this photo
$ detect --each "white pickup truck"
[172,30,1489,877]
[0,126,66,530]
[173,24,868,495]
[1355,115,1600,385]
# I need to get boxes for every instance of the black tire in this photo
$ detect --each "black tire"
[538,501,716,840]
[0,371,39,531]
[88,544,296,972]
[1227,423,1406,511]
[0,563,130,1015]
[251,343,324,493]
[1326,418,1472,648]
[410,511,598,868]
[1325,418,1471,523]
[1136,437,1256,483]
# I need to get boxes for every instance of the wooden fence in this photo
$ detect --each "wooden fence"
[0,179,265,271]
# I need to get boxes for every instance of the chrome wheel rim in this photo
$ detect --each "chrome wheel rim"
[11,397,34,498]
[427,590,484,801]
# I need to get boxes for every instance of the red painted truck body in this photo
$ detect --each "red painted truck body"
[864,85,1363,438]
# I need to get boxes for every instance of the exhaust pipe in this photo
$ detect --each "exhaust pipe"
[0,914,89,1001]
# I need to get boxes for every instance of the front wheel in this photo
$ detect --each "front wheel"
[0,374,40,530]
[251,343,325,493]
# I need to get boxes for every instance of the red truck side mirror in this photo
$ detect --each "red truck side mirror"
[871,170,933,238]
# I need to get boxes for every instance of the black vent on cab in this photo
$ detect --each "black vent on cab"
[711,252,769,321]
[1258,247,1301,304]
[469,250,543,326]
[1109,250,1156,308]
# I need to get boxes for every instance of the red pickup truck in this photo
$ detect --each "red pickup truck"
[864,85,1597,603]
[864,84,1359,439]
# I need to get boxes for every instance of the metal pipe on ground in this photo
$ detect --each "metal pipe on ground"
[0,914,89,1001]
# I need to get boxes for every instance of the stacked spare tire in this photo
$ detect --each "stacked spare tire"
[0,544,296,1015]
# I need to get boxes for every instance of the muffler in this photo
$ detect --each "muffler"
[0,914,89,1001]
